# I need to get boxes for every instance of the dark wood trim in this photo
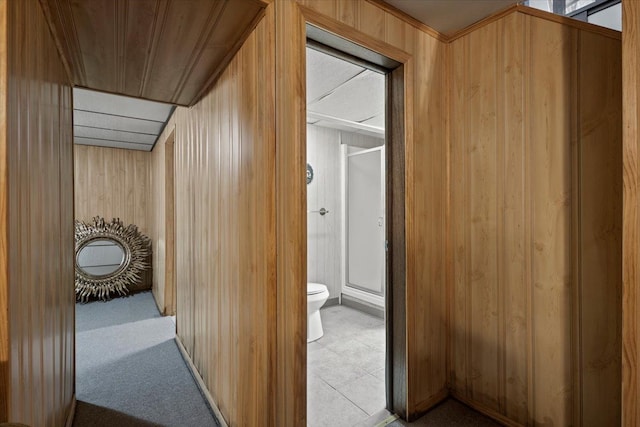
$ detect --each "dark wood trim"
[387,63,407,419]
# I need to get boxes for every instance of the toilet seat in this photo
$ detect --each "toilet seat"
[307,282,327,295]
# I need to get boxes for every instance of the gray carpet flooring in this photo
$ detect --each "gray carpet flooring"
[73,291,218,427]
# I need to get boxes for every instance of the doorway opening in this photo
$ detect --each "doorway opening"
[304,25,406,426]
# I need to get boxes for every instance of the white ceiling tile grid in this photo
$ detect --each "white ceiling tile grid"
[306,47,385,137]
[73,88,174,152]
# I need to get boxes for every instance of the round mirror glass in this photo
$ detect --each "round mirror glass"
[76,239,125,278]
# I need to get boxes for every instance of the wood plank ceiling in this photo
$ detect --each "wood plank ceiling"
[40,0,267,106]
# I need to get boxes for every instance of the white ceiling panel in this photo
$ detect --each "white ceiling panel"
[384,0,518,36]
[306,47,365,102]
[75,137,153,152]
[74,110,164,135]
[74,88,173,122]
[308,70,385,123]
[360,114,385,128]
[73,87,174,151]
[312,120,383,139]
[74,126,157,145]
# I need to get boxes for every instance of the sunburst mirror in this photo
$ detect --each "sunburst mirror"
[75,216,151,302]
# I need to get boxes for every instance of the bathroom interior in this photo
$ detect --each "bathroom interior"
[305,45,388,427]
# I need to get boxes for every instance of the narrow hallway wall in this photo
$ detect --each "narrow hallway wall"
[0,0,75,424]
[152,6,276,425]
[149,132,176,315]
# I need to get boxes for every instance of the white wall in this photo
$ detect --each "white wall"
[306,124,384,300]
[307,124,342,298]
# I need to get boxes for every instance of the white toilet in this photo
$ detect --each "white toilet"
[307,282,329,342]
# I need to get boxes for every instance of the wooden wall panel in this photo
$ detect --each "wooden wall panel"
[274,2,307,425]
[156,6,276,425]
[149,131,176,315]
[0,0,75,424]
[579,30,622,427]
[623,1,639,425]
[450,10,621,426]
[0,1,7,420]
[74,145,151,235]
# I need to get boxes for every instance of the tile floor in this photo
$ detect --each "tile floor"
[307,304,386,427]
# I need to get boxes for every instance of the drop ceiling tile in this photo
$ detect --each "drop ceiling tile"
[75,137,153,151]
[74,126,157,144]
[74,110,164,135]
[74,87,173,122]
[360,114,385,128]
[308,70,385,123]
[306,47,365,102]
[384,0,518,36]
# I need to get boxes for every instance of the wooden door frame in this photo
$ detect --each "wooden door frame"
[165,130,176,316]
[275,2,414,423]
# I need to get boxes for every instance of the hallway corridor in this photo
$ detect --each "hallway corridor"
[73,292,218,427]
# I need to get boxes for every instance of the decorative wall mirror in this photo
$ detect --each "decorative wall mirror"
[75,217,151,302]
[307,163,314,185]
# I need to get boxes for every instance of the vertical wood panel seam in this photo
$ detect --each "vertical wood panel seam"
[524,14,535,424]
[139,0,168,98]
[571,27,583,426]
[171,0,227,104]
[59,0,87,84]
[622,2,640,423]
[463,34,471,398]
[115,0,126,92]
[0,0,8,419]
[496,18,506,415]
[447,41,453,390]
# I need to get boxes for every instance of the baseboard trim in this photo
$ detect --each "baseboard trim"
[408,388,449,421]
[65,395,76,427]
[450,392,524,427]
[175,337,229,427]
[324,296,339,307]
[341,294,384,318]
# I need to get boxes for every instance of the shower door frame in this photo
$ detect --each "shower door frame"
[342,144,386,306]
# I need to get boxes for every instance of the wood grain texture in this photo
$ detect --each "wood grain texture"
[449,10,622,426]
[0,0,75,424]
[0,1,7,420]
[149,130,176,315]
[40,0,267,106]
[578,30,622,427]
[74,145,151,235]
[151,6,277,425]
[388,64,408,418]
[623,1,640,425]
[274,2,306,425]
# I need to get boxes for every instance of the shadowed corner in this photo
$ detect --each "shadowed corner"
[0,360,7,423]
[72,401,165,427]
